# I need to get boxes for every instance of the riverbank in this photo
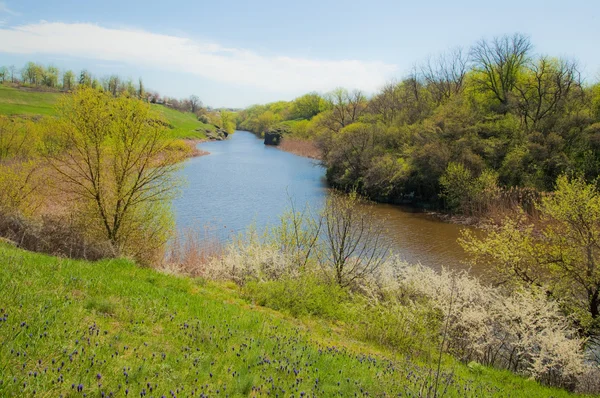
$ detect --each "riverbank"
[0,242,585,397]
[278,137,322,160]
[182,138,210,157]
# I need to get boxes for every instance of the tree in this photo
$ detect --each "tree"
[219,110,235,134]
[42,65,59,88]
[46,88,182,262]
[290,92,326,120]
[189,95,201,113]
[9,65,16,83]
[470,33,532,110]
[0,66,7,83]
[138,78,145,100]
[62,70,75,91]
[79,69,92,87]
[461,175,600,332]
[107,75,120,96]
[514,57,580,132]
[368,81,402,125]
[317,192,390,287]
[22,62,44,85]
[325,88,367,131]
[421,47,469,104]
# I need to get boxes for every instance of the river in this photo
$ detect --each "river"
[173,131,475,273]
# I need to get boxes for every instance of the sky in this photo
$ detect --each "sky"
[0,0,598,108]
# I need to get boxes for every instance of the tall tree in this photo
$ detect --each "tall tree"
[421,47,469,104]
[62,70,75,91]
[470,33,532,110]
[514,57,580,132]
[46,88,182,259]
[189,95,201,113]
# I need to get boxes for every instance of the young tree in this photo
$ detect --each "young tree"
[22,62,44,85]
[9,65,16,83]
[189,95,201,113]
[42,65,59,88]
[317,192,390,287]
[325,88,367,131]
[78,69,92,87]
[138,78,145,100]
[219,110,235,134]
[107,75,120,96]
[290,92,326,120]
[461,175,600,332]
[62,70,75,91]
[46,88,183,261]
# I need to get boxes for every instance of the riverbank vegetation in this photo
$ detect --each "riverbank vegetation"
[0,87,194,265]
[237,34,600,220]
[4,241,592,397]
[164,190,600,394]
[4,38,600,396]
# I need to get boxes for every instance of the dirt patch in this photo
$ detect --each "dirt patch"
[278,138,321,160]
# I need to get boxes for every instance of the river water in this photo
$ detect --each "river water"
[173,131,475,273]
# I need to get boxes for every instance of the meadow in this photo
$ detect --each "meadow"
[0,84,212,140]
[0,242,585,397]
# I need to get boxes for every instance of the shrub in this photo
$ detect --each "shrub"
[244,274,348,319]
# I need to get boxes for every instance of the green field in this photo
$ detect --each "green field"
[0,85,62,116]
[0,84,212,139]
[0,243,582,397]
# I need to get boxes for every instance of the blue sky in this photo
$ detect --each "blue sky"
[0,0,598,108]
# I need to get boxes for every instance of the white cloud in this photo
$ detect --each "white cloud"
[0,22,397,94]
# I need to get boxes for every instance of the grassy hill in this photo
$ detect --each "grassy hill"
[0,84,213,139]
[0,243,582,397]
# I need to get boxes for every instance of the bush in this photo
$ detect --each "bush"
[393,262,588,390]
[244,274,348,318]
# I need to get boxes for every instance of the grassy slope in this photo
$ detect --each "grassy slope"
[151,104,214,140]
[0,85,62,116]
[0,244,581,397]
[0,85,213,139]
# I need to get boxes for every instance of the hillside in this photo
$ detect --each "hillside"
[0,84,213,139]
[0,243,582,397]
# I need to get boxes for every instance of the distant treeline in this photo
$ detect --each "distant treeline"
[0,61,208,114]
[238,33,600,214]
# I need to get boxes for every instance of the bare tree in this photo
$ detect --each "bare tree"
[9,65,16,83]
[514,57,581,131]
[317,192,390,287]
[138,78,145,100]
[325,88,367,131]
[368,81,402,125]
[421,47,469,104]
[189,95,202,113]
[470,33,532,109]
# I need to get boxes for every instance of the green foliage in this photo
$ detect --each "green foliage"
[461,175,600,332]
[46,88,182,263]
[440,163,500,214]
[237,35,599,215]
[219,110,236,134]
[0,243,581,397]
[244,274,348,318]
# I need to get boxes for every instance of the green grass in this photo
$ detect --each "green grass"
[0,243,584,397]
[0,85,61,116]
[0,84,213,139]
[151,104,214,140]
